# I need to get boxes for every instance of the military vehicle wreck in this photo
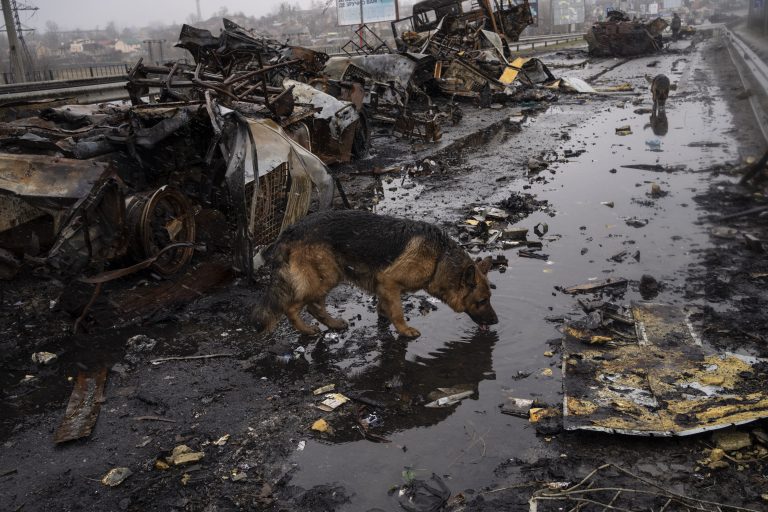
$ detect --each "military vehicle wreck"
[585,10,668,57]
[0,12,566,301]
[392,0,534,53]
[0,19,341,292]
[387,0,542,102]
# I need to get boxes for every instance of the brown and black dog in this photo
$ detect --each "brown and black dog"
[646,74,672,114]
[251,210,498,338]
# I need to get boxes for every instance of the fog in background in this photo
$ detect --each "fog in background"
[21,0,318,31]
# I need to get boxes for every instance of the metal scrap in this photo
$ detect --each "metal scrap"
[0,19,339,289]
[585,11,669,57]
[392,0,534,52]
[563,302,768,436]
[54,368,108,443]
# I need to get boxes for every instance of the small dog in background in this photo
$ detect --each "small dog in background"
[251,210,499,338]
[646,74,674,114]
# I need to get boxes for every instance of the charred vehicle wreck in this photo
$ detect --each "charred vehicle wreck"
[0,13,568,330]
[0,20,344,315]
[585,10,668,57]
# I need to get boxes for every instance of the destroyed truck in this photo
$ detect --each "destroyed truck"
[392,0,534,55]
[585,10,668,57]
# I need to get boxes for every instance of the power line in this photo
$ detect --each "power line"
[1,0,37,82]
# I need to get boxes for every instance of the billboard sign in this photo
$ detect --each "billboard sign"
[337,0,399,26]
[553,0,585,25]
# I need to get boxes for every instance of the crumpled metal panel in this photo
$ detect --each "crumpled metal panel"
[0,153,110,204]
[54,368,108,443]
[246,118,333,210]
[284,79,359,139]
[563,302,768,436]
[323,53,435,88]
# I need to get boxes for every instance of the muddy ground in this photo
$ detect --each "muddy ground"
[2,31,768,512]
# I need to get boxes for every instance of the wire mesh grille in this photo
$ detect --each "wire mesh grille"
[248,163,290,247]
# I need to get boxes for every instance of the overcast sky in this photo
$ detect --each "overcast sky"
[22,0,317,32]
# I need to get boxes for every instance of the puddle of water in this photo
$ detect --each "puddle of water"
[288,45,741,510]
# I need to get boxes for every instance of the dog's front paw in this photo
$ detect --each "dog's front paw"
[326,318,348,330]
[398,326,421,338]
[298,324,321,336]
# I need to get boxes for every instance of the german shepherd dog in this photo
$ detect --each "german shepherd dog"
[646,74,671,114]
[251,210,499,338]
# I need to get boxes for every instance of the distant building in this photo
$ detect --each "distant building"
[114,40,141,53]
[68,38,113,55]
[69,39,86,53]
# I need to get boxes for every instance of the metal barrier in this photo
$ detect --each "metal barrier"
[508,33,586,52]
[723,26,768,143]
[0,63,130,86]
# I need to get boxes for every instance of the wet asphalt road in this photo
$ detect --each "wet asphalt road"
[287,35,763,509]
[1,33,767,511]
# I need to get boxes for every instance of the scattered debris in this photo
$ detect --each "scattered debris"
[625,217,649,228]
[54,368,108,444]
[425,386,474,408]
[132,416,176,423]
[563,302,768,435]
[149,353,234,365]
[166,445,205,466]
[529,463,751,511]
[101,467,132,487]
[213,434,230,446]
[311,419,330,433]
[639,274,660,299]
[31,351,57,365]
[125,335,157,364]
[317,393,350,412]
[231,469,248,482]
[313,384,335,395]
[501,397,535,418]
[645,138,662,151]
[396,473,451,512]
[518,249,549,260]
[561,278,628,295]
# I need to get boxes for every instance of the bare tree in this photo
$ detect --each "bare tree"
[105,21,118,40]
[43,21,61,51]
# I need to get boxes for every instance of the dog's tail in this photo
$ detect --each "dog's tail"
[250,242,295,333]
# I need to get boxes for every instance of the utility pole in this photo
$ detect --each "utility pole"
[196,0,201,21]
[1,0,28,81]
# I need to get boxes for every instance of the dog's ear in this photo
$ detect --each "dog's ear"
[477,256,493,275]
[462,264,476,287]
